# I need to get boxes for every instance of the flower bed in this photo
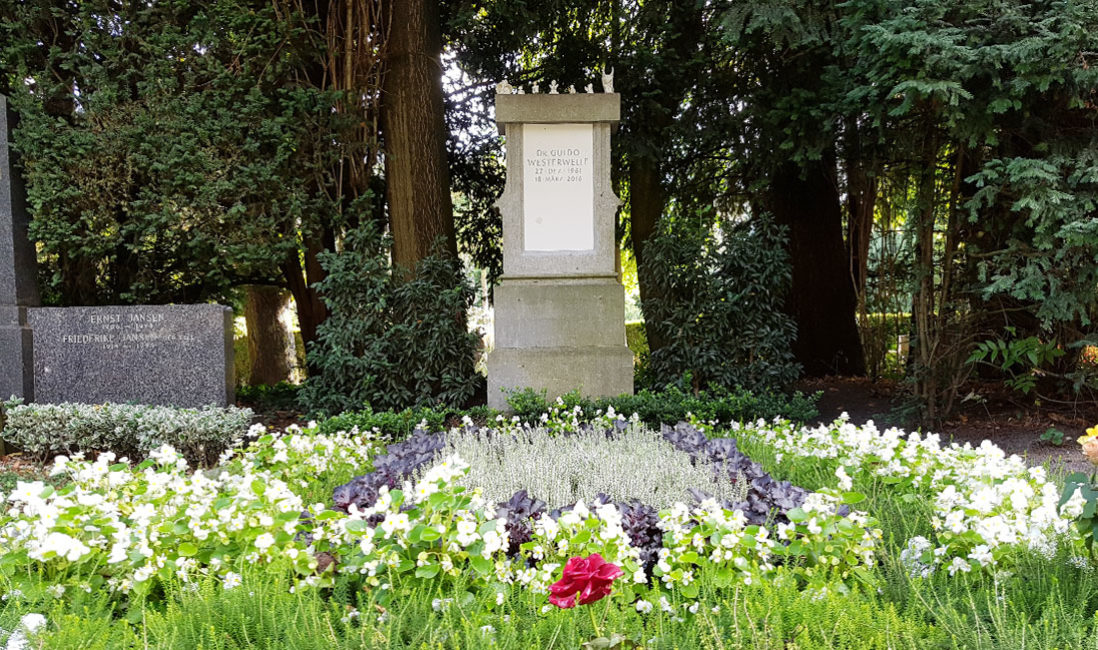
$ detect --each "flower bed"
[0,409,1087,628]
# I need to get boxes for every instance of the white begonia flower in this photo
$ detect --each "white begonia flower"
[835,465,853,491]
[482,529,506,557]
[254,533,276,550]
[948,556,972,576]
[635,599,653,613]
[379,512,410,538]
[968,545,995,567]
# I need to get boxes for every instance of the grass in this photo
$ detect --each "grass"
[8,556,1097,649]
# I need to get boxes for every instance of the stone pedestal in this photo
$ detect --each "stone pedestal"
[487,91,633,409]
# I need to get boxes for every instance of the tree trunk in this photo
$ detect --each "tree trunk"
[626,0,704,357]
[283,233,329,355]
[380,0,456,268]
[769,156,866,377]
[244,285,296,386]
[630,155,669,353]
[845,156,876,302]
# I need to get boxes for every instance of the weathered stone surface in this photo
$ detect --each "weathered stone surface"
[487,346,634,410]
[0,306,33,402]
[495,121,619,278]
[492,278,626,349]
[28,305,234,407]
[495,93,620,132]
[0,94,39,309]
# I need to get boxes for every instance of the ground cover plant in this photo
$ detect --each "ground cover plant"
[0,401,252,466]
[1,403,1097,648]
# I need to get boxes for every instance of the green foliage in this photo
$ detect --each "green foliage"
[236,382,302,412]
[299,222,481,416]
[1060,472,1098,553]
[316,405,481,441]
[624,321,647,368]
[0,400,252,465]
[0,0,353,305]
[840,0,1098,416]
[506,385,820,429]
[1041,428,1065,447]
[639,215,799,394]
[967,330,1066,395]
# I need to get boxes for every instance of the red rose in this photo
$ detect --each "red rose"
[548,553,624,609]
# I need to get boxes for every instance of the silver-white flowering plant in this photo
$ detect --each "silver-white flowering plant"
[424,424,748,508]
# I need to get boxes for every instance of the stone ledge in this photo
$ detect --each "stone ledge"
[496,93,620,132]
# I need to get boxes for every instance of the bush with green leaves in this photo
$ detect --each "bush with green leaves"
[505,385,819,429]
[236,382,302,411]
[299,222,482,416]
[638,215,800,394]
[1,0,355,307]
[0,401,252,466]
[316,405,495,440]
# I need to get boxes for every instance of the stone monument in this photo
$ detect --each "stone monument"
[0,94,39,402]
[487,82,633,409]
[0,92,235,409]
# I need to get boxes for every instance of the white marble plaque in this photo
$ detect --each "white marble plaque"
[522,123,594,251]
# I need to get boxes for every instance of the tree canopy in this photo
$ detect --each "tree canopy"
[1,0,1095,419]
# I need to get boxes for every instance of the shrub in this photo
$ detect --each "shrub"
[317,406,453,440]
[639,215,799,394]
[625,320,648,367]
[236,382,301,411]
[0,401,253,465]
[506,385,820,428]
[298,223,481,416]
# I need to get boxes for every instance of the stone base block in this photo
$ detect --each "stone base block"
[493,277,627,348]
[488,274,634,410]
[487,345,634,410]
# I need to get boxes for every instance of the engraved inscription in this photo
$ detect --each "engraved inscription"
[522,123,595,251]
[525,148,590,185]
[59,311,195,350]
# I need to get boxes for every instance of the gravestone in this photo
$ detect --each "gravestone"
[487,86,633,409]
[29,305,234,408]
[0,94,39,402]
[0,92,234,409]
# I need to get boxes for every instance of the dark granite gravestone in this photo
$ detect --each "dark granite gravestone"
[28,305,234,408]
[0,93,39,401]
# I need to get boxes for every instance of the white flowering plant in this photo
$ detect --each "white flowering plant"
[0,424,378,601]
[331,456,515,606]
[2,402,1076,624]
[725,414,1082,575]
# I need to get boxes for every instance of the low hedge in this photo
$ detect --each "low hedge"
[318,385,819,443]
[0,401,253,466]
[506,385,820,429]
